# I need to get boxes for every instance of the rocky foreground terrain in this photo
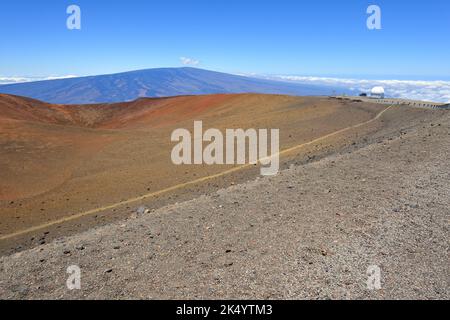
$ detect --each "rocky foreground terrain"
[0,108,449,300]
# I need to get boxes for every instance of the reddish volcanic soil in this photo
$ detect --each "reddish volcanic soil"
[0,93,439,254]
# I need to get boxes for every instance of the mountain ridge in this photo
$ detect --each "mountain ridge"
[0,67,345,104]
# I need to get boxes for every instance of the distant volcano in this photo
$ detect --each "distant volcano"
[0,67,346,104]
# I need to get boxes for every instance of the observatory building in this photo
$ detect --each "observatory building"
[370,86,385,99]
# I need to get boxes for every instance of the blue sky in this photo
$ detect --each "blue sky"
[0,0,449,79]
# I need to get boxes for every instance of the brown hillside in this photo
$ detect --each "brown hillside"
[4,92,430,252]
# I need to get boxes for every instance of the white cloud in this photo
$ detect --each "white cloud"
[0,75,78,85]
[267,75,450,103]
[43,75,78,80]
[180,57,200,66]
[0,76,32,84]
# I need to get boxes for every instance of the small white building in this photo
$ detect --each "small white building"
[370,86,385,99]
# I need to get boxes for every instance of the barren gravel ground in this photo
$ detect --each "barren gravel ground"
[0,110,449,300]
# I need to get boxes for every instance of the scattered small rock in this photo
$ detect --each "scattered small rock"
[14,285,29,296]
[136,206,150,215]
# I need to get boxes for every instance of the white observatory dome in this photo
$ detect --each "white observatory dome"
[371,86,385,95]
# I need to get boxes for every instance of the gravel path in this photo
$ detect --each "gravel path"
[1,111,449,299]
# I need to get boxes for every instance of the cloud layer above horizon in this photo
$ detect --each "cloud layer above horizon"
[269,75,450,103]
[0,75,78,85]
